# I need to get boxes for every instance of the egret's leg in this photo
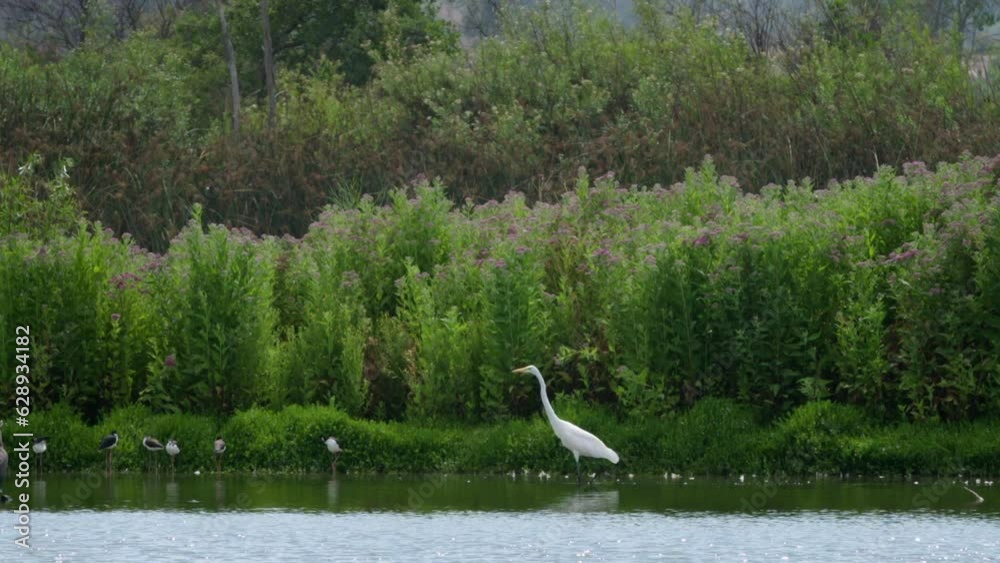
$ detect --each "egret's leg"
[576,459,582,486]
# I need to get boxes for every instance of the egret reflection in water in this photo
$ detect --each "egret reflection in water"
[548,489,620,513]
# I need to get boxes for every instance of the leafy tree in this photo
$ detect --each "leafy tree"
[174,0,456,91]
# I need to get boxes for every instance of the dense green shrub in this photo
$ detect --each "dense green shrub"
[769,400,873,473]
[6,154,1000,423]
[144,206,278,415]
[2,6,999,250]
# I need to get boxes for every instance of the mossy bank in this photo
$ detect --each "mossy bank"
[13,400,1000,477]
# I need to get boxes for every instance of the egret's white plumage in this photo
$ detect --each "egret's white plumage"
[514,365,619,483]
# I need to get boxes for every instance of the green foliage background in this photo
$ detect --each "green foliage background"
[1,3,999,250]
[4,156,1000,426]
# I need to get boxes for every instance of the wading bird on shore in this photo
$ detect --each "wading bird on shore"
[166,438,180,472]
[99,431,119,475]
[32,436,48,475]
[143,436,165,472]
[322,436,342,475]
[0,420,11,503]
[513,365,619,485]
[214,436,226,473]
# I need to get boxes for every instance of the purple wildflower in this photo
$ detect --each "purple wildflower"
[887,249,919,264]
[111,313,121,322]
[164,354,177,368]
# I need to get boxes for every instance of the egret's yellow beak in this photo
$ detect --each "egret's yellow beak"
[512,366,531,374]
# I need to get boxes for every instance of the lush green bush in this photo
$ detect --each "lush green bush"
[2,6,999,250]
[768,400,873,473]
[11,401,1000,476]
[0,224,158,422]
[5,154,1000,423]
[143,205,278,415]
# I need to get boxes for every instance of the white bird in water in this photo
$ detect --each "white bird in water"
[32,436,48,475]
[214,436,226,473]
[166,438,180,472]
[513,365,619,485]
[322,436,342,475]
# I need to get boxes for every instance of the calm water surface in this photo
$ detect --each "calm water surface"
[0,473,997,561]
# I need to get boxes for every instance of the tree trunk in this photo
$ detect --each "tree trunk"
[218,0,241,138]
[261,0,277,131]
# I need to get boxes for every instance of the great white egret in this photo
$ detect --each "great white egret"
[166,438,180,472]
[513,365,619,484]
[143,436,164,472]
[322,436,342,474]
[214,436,226,473]
[99,431,119,475]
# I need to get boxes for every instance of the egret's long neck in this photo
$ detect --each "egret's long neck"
[534,371,560,426]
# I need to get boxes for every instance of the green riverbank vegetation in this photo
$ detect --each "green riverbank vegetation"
[3,1,1000,476]
[3,154,1000,474]
[11,401,1000,476]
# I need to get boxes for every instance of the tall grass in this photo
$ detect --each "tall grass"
[4,154,1000,423]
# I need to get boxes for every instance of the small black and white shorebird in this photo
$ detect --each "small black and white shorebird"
[143,436,165,472]
[0,420,11,503]
[32,436,48,475]
[322,436,342,475]
[99,431,119,475]
[166,438,180,472]
[214,436,226,473]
